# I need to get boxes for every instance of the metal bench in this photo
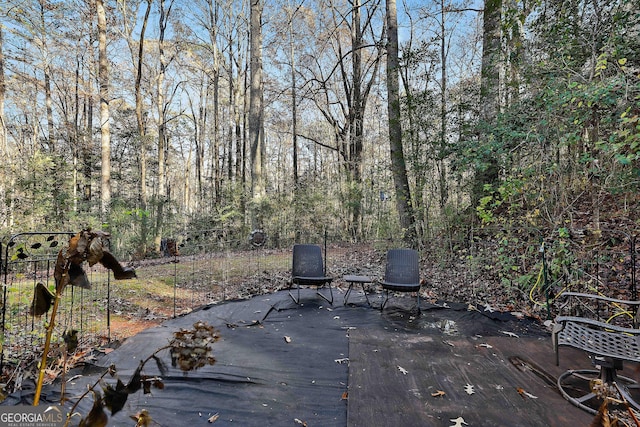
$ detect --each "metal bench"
[552,291,640,414]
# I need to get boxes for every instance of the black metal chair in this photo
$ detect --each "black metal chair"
[553,292,640,414]
[289,244,334,305]
[379,248,421,312]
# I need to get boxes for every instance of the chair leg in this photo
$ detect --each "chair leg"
[290,281,333,305]
[343,283,354,305]
[380,289,390,311]
[288,282,301,305]
[362,284,371,306]
[345,282,372,306]
[380,290,420,313]
[317,283,334,305]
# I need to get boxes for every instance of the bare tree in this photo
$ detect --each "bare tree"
[0,22,7,227]
[154,0,174,251]
[117,0,153,252]
[135,0,152,213]
[38,1,55,153]
[386,0,416,243]
[97,0,111,218]
[301,0,385,239]
[249,0,265,229]
[287,1,299,186]
[0,23,6,157]
[202,0,221,205]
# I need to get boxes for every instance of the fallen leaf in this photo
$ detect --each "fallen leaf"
[450,416,468,427]
[208,413,219,423]
[517,387,538,399]
[398,366,408,375]
[431,390,446,398]
[464,384,475,395]
[341,391,348,400]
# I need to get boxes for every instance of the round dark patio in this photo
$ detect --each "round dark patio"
[10,289,606,426]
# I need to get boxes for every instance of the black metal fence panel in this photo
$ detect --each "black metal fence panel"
[0,232,113,390]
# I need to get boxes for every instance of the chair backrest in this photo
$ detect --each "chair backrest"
[384,249,419,284]
[292,244,325,277]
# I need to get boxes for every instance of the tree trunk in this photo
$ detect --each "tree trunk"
[480,0,502,132]
[132,0,152,254]
[136,0,151,212]
[196,75,208,208]
[472,0,502,206]
[39,2,55,153]
[438,1,448,214]
[0,24,6,227]
[386,0,416,243]
[39,2,62,221]
[97,0,111,219]
[249,0,265,230]
[242,63,248,203]
[210,1,221,204]
[73,51,80,213]
[83,88,93,205]
[154,0,171,252]
[289,4,298,186]
[228,30,239,186]
[0,24,6,157]
[349,0,364,240]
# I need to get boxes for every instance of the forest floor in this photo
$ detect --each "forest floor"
[103,246,491,340]
[105,244,552,339]
[109,202,640,339]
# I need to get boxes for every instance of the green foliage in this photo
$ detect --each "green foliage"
[102,200,153,258]
[186,205,243,234]
[9,151,59,228]
[465,227,542,298]
[475,176,528,225]
[461,0,638,232]
[545,228,577,288]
